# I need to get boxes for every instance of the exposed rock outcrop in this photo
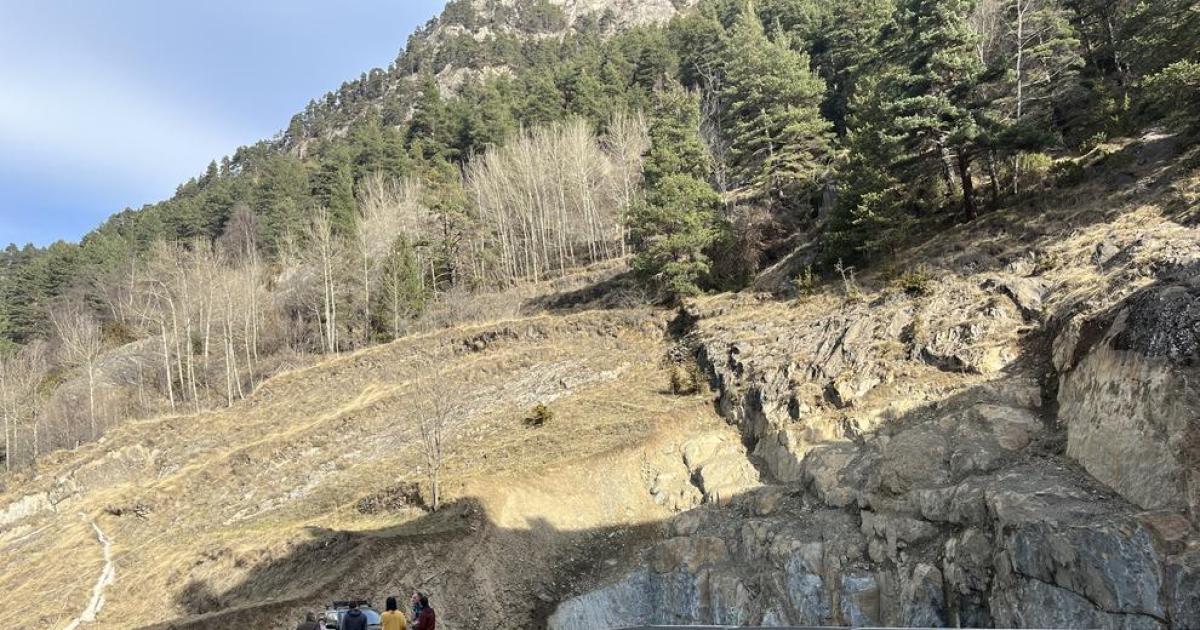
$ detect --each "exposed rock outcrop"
[554,256,1200,628]
[1057,264,1200,523]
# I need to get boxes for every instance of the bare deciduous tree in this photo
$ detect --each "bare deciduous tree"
[416,366,461,511]
[51,302,105,440]
[465,115,647,284]
[0,341,49,468]
[307,207,342,353]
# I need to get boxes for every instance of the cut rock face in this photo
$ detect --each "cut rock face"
[681,433,761,505]
[1057,268,1200,523]
[554,261,1200,628]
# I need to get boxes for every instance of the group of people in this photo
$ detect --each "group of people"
[294,592,436,630]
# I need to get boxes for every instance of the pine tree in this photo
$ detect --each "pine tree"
[254,153,311,250]
[376,235,427,340]
[408,74,454,161]
[311,144,358,234]
[827,73,914,263]
[721,7,834,214]
[887,0,987,220]
[629,86,725,301]
[420,159,471,290]
[811,0,895,133]
[642,87,711,189]
[520,70,566,127]
[455,79,518,157]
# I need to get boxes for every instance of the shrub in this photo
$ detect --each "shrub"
[356,482,426,513]
[1051,160,1086,188]
[101,321,138,346]
[669,362,708,395]
[793,265,817,298]
[524,403,554,427]
[893,264,934,297]
[1144,60,1200,130]
[1015,152,1054,191]
[835,259,864,302]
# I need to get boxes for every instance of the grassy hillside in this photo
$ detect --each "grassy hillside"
[1,127,1194,628]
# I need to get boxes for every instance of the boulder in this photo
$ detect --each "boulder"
[681,433,761,505]
[970,403,1043,451]
[827,372,881,408]
[1057,270,1200,522]
[982,276,1052,319]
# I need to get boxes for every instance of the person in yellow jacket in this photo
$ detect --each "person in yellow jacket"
[381,596,408,630]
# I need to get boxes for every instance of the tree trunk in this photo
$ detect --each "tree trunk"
[431,466,440,512]
[362,252,371,346]
[987,150,1001,206]
[937,140,957,202]
[87,364,97,439]
[957,149,978,221]
[160,326,175,410]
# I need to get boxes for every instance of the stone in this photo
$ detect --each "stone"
[1057,273,1200,521]
[913,480,989,525]
[802,443,859,508]
[0,493,52,528]
[839,573,881,626]
[990,573,1165,630]
[983,466,1107,527]
[949,434,1008,476]
[1093,240,1122,267]
[753,486,787,516]
[547,569,651,630]
[1166,550,1200,629]
[827,373,881,408]
[680,433,761,505]
[1137,511,1194,555]
[681,433,726,469]
[1006,257,1037,277]
[1005,519,1165,618]
[972,403,1043,451]
[649,470,702,512]
[860,511,939,561]
[899,563,947,627]
[671,510,706,537]
[982,276,1051,319]
[877,425,950,494]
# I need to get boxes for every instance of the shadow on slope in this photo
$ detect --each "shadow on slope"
[143,365,1182,630]
[150,495,667,630]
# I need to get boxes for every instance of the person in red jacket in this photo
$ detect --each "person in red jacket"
[412,593,436,630]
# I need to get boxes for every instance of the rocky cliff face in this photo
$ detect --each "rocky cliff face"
[1056,262,1200,524]
[551,135,1200,628]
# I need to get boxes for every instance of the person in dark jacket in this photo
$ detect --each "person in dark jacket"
[339,601,369,630]
[413,594,435,630]
[409,592,423,623]
[296,611,321,630]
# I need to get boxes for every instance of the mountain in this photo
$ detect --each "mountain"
[283,0,696,148]
[1,0,1199,626]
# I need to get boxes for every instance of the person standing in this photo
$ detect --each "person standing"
[339,601,369,630]
[409,592,423,624]
[413,593,436,630]
[382,596,408,630]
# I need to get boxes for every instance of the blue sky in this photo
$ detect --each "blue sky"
[0,0,446,247]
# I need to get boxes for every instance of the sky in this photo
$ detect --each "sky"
[0,0,446,248]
